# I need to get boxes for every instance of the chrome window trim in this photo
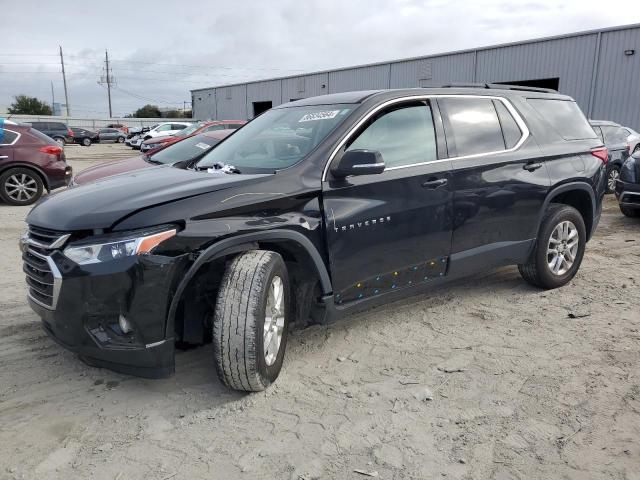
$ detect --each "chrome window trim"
[0,129,21,146]
[321,94,530,180]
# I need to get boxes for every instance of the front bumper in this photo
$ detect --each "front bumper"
[25,245,190,378]
[615,179,640,209]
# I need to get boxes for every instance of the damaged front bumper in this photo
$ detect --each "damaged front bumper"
[25,246,190,378]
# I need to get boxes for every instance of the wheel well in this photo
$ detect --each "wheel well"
[172,241,324,346]
[549,189,594,239]
[0,164,49,191]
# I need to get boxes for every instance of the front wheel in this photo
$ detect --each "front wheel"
[519,204,586,289]
[213,250,290,392]
[606,166,620,194]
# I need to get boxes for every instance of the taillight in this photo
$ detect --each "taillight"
[68,129,74,137]
[591,147,609,164]
[39,146,63,155]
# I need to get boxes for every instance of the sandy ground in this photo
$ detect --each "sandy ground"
[0,143,639,480]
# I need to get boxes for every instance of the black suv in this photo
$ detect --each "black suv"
[29,121,74,146]
[21,86,606,392]
[615,150,640,217]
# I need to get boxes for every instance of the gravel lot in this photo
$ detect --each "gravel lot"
[1,143,639,480]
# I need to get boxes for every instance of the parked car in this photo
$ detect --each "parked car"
[127,125,153,139]
[589,120,632,193]
[73,129,234,185]
[128,135,144,150]
[22,86,606,391]
[106,123,129,134]
[0,120,72,205]
[140,120,245,153]
[97,128,126,143]
[614,150,640,217]
[143,122,192,140]
[29,121,74,146]
[70,127,99,147]
[627,132,640,156]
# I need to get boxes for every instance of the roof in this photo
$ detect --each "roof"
[589,120,621,127]
[275,86,572,108]
[191,22,640,93]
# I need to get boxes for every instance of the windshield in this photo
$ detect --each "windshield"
[148,134,223,164]
[174,123,202,138]
[196,104,354,171]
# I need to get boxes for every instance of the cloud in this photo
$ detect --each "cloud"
[1,0,637,117]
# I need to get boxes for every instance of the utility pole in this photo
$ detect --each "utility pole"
[59,46,70,116]
[98,50,115,118]
[50,81,55,114]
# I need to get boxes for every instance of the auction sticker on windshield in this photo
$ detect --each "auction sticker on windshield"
[299,110,340,122]
[194,142,210,150]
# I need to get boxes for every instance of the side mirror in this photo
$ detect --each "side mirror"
[331,150,385,178]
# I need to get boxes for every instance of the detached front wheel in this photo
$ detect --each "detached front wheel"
[213,250,290,392]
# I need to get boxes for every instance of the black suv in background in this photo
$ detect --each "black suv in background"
[70,127,99,147]
[22,86,606,392]
[615,150,640,217]
[589,120,633,193]
[29,121,74,146]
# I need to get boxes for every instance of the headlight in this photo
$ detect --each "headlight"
[64,227,177,265]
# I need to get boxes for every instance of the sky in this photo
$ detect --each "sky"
[1,0,638,118]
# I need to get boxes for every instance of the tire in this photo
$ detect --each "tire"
[518,204,586,289]
[620,203,640,217]
[53,137,65,147]
[606,166,620,194]
[117,136,125,143]
[213,250,290,392]
[0,168,44,206]
[82,137,91,147]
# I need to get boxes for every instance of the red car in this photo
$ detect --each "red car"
[0,121,72,205]
[139,120,245,153]
[72,129,234,185]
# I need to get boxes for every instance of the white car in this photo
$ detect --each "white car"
[143,122,192,140]
[627,130,640,156]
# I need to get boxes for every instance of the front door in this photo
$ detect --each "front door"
[322,101,453,305]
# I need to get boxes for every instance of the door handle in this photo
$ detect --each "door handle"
[523,161,543,172]
[422,178,448,189]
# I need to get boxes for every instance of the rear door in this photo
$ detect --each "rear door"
[322,100,453,305]
[439,96,549,265]
[0,129,18,164]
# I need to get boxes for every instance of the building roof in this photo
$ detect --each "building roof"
[191,22,640,93]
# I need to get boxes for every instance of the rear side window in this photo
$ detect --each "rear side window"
[493,100,522,149]
[205,124,226,132]
[0,130,19,145]
[26,128,58,145]
[602,126,629,144]
[528,99,596,140]
[50,122,66,130]
[172,124,188,130]
[346,103,437,168]
[441,97,505,156]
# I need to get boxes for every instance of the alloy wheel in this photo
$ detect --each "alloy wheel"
[547,220,579,276]
[608,168,620,192]
[4,173,38,202]
[263,275,285,366]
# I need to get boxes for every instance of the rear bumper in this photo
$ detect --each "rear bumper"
[47,165,72,190]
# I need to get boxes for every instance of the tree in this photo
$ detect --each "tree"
[7,95,52,115]
[162,109,183,118]
[133,104,161,118]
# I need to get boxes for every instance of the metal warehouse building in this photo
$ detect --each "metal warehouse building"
[191,23,640,130]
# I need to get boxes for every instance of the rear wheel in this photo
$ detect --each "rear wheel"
[213,250,290,392]
[519,204,586,289]
[0,168,44,206]
[82,137,92,147]
[620,203,640,217]
[53,137,65,147]
[606,166,620,194]
[117,136,125,143]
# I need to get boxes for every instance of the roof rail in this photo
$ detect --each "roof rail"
[439,82,557,93]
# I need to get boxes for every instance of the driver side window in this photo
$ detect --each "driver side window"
[346,103,437,168]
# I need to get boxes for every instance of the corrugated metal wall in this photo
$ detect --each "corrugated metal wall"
[191,25,640,130]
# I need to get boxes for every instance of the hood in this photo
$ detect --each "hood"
[73,155,150,185]
[144,135,175,145]
[27,166,271,231]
